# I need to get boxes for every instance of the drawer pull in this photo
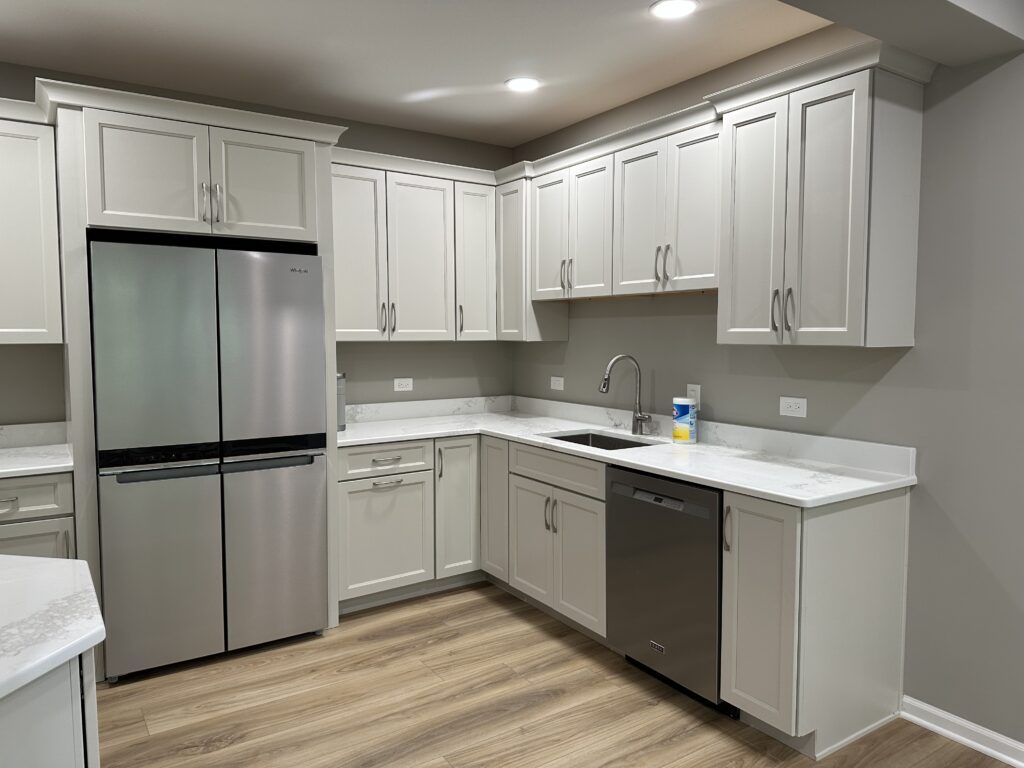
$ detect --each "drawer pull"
[372,478,404,489]
[63,529,70,558]
[370,456,402,464]
[0,497,18,515]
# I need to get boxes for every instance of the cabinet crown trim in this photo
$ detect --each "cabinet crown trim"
[36,79,346,145]
[331,148,497,185]
[0,97,48,125]
[705,40,936,115]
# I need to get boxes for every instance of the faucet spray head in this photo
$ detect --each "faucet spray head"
[598,376,610,394]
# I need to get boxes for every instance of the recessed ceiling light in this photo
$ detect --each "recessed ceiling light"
[505,77,540,93]
[649,0,699,20]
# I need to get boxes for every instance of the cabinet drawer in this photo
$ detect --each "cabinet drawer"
[0,473,73,524]
[338,440,434,480]
[0,517,75,559]
[509,442,605,501]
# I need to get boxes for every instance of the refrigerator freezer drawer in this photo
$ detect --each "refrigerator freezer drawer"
[99,466,225,677]
[223,453,328,650]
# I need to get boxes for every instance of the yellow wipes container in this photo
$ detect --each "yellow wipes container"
[672,397,697,444]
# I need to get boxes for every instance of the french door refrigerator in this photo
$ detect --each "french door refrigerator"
[90,234,327,678]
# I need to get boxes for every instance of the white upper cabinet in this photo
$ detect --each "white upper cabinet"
[454,182,496,340]
[386,172,456,341]
[567,155,613,298]
[664,124,720,292]
[531,169,570,301]
[783,72,869,346]
[717,95,789,345]
[496,179,568,342]
[209,128,317,241]
[717,69,923,347]
[84,109,211,234]
[0,120,62,343]
[613,138,667,296]
[84,109,317,241]
[332,165,388,341]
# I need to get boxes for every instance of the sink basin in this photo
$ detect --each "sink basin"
[546,431,656,451]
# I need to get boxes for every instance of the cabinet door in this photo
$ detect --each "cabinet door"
[435,436,480,577]
[613,137,667,296]
[531,169,569,301]
[0,517,74,559]
[210,128,317,241]
[508,474,554,606]
[567,155,613,298]
[454,182,496,340]
[551,488,606,637]
[386,172,456,341]
[332,165,389,341]
[0,120,62,343]
[664,123,720,293]
[784,71,871,346]
[496,180,527,340]
[717,96,788,345]
[84,108,211,233]
[480,436,509,581]
[0,661,83,768]
[721,492,801,735]
[338,470,435,600]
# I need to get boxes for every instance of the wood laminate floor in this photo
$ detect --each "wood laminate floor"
[98,584,999,768]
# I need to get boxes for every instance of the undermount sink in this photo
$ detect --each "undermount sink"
[545,431,657,451]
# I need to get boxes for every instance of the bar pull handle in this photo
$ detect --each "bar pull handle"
[559,260,566,291]
[770,289,780,332]
[200,181,210,223]
[784,287,794,332]
[0,497,18,516]
[551,499,558,533]
[371,456,402,464]
[662,243,671,283]
[459,304,464,334]
[723,505,732,552]
[567,258,574,290]
[63,529,70,558]
[390,302,397,334]
[438,448,443,479]
[380,302,387,335]
[543,497,551,531]
[213,183,224,223]
[372,478,404,488]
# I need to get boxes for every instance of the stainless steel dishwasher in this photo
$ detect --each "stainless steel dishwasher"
[606,467,722,703]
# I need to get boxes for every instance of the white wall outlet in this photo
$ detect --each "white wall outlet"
[686,384,701,410]
[394,377,413,392]
[779,396,807,418]
[550,376,565,391]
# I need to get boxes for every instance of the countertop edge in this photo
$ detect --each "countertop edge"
[0,624,105,700]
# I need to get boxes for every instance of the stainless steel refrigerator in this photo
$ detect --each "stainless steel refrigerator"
[90,236,328,679]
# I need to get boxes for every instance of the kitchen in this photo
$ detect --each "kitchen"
[0,1,1022,766]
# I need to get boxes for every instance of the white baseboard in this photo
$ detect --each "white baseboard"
[901,696,1024,768]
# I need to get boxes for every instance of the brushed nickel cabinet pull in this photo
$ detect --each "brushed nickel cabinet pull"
[770,289,780,332]
[784,287,794,332]
[63,529,70,558]
[200,181,210,223]
[370,455,402,464]
[372,478,404,488]
[459,304,464,334]
[723,506,732,552]
[559,260,566,291]
[390,302,397,334]
[438,448,444,479]
[380,302,387,334]
[654,245,663,282]
[543,497,551,531]
[213,183,224,223]
[662,243,671,282]
[567,258,574,290]
[551,500,558,533]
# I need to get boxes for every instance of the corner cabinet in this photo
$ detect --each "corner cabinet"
[84,108,317,241]
[0,119,63,343]
[717,69,923,346]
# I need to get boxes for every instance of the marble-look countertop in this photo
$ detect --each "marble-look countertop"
[337,412,916,508]
[0,444,73,480]
[0,555,104,700]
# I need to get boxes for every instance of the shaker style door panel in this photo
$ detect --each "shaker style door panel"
[551,488,606,637]
[0,120,62,342]
[496,180,527,339]
[567,155,613,298]
[531,169,570,301]
[480,436,510,581]
[0,517,74,559]
[84,108,211,233]
[435,436,480,577]
[508,474,555,606]
[784,71,871,346]
[717,96,789,344]
[664,123,720,293]
[613,138,667,296]
[454,182,496,340]
[333,165,389,340]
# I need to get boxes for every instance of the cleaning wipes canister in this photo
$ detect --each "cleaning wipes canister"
[672,397,697,444]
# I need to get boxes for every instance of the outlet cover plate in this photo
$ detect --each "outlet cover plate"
[686,384,701,410]
[394,378,413,392]
[550,376,565,391]
[779,396,807,418]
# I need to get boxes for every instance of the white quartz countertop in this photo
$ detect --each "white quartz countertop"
[337,411,917,508]
[0,555,104,700]
[0,443,73,480]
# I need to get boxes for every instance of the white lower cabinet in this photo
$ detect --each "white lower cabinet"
[434,436,480,577]
[338,469,435,600]
[0,659,85,768]
[479,436,510,582]
[0,517,75,559]
[508,469,606,637]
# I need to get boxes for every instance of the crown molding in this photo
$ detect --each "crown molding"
[35,80,346,144]
[706,41,937,114]
[331,147,497,185]
[0,97,48,124]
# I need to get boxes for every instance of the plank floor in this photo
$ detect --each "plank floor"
[98,584,999,768]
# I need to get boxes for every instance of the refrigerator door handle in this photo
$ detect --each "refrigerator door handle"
[106,462,221,484]
[221,454,319,474]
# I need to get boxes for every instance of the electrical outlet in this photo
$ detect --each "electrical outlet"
[394,378,413,392]
[686,384,701,410]
[779,396,807,418]
[550,376,565,391]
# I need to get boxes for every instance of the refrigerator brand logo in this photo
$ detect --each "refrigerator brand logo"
[289,267,309,275]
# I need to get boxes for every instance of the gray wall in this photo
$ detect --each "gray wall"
[511,54,1024,742]
[337,343,511,405]
[0,347,66,424]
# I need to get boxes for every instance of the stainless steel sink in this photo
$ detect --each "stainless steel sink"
[546,431,656,450]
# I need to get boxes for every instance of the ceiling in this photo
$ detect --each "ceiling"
[0,0,829,147]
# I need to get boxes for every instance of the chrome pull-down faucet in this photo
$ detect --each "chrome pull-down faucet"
[599,354,652,435]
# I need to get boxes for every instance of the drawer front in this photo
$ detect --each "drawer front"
[0,473,73,524]
[338,440,434,480]
[509,442,605,501]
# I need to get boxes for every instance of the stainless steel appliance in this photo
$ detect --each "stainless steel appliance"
[606,467,722,702]
[91,235,328,678]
